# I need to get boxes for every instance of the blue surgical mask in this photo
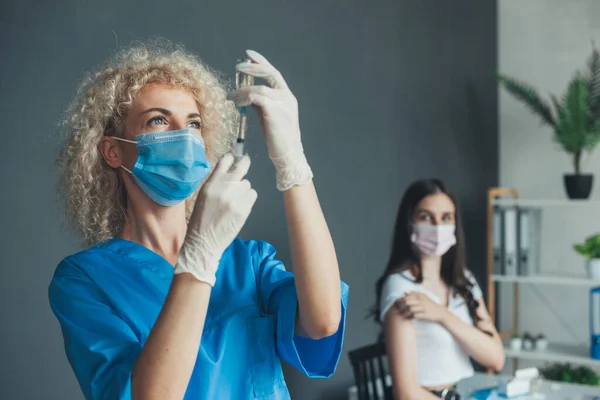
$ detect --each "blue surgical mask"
[112,128,211,206]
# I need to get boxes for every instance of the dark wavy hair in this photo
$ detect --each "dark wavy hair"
[373,178,488,334]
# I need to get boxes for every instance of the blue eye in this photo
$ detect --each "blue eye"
[188,120,202,129]
[148,116,167,126]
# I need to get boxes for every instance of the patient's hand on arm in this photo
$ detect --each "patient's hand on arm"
[395,292,447,322]
[397,292,505,372]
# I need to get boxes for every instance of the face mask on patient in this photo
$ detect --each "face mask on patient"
[112,128,212,206]
[411,224,457,257]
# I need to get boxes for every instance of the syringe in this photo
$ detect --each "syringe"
[234,59,254,161]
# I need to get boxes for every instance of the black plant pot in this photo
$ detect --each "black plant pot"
[563,174,594,199]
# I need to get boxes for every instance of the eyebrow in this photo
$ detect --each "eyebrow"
[416,209,455,215]
[140,108,201,119]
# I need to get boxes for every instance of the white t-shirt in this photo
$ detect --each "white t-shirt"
[379,270,483,387]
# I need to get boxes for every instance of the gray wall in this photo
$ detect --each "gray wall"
[0,1,497,399]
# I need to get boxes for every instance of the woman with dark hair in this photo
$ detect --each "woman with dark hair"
[375,179,504,400]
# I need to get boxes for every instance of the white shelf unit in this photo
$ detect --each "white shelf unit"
[504,343,600,368]
[492,274,600,287]
[486,188,600,371]
[493,198,600,208]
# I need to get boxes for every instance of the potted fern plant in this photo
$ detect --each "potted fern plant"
[496,45,600,199]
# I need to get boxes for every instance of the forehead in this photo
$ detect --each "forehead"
[416,192,455,213]
[131,83,199,112]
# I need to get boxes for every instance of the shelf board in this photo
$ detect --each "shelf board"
[491,274,600,286]
[493,198,600,208]
[504,342,600,368]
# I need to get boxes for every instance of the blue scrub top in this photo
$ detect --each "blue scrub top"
[49,238,349,400]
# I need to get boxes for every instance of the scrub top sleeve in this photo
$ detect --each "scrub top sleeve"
[255,241,349,378]
[49,259,142,400]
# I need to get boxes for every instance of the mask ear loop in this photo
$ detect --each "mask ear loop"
[111,136,137,144]
[109,137,137,173]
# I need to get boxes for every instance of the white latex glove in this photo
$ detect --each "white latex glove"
[174,154,257,286]
[229,49,313,192]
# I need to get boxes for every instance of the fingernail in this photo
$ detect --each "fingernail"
[246,49,260,58]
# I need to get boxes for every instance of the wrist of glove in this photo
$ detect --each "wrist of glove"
[174,234,221,287]
[270,149,313,191]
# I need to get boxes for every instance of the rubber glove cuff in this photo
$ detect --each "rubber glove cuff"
[270,149,313,191]
[174,236,221,287]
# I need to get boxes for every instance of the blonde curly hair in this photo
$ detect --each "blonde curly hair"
[57,40,238,246]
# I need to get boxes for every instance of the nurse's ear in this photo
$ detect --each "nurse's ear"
[99,136,124,169]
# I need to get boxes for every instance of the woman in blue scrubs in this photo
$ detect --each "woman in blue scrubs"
[49,42,348,400]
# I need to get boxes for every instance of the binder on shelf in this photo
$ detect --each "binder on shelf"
[493,201,541,277]
[503,208,518,276]
[517,209,541,277]
[493,209,503,275]
[517,210,530,276]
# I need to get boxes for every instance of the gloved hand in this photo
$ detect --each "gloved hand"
[174,154,257,286]
[229,49,313,192]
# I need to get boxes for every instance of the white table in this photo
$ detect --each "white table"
[348,372,600,399]
[457,373,600,399]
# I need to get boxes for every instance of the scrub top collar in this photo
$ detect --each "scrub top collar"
[99,238,174,280]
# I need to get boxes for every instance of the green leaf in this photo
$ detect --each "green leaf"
[587,234,600,258]
[551,94,562,119]
[565,75,589,136]
[541,363,600,386]
[553,95,574,151]
[496,73,555,127]
[574,244,588,256]
[554,75,590,155]
[574,234,600,258]
[583,120,600,151]
[587,44,600,117]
